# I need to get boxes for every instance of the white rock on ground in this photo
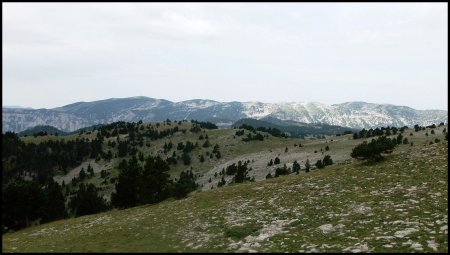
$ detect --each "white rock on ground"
[394,228,419,238]
[318,224,334,233]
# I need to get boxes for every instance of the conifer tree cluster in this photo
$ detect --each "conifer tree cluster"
[222,160,253,184]
[2,179,67,232]
[315,155,333,169]
[351,136,397,161]
[241,132,265,142]
[267,157,281,166]
[353,125,408,139]
[274,164,290,177]
[111,155,198,209]
[2,121,206,232]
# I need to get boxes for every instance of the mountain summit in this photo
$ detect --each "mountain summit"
[2,97,447,133]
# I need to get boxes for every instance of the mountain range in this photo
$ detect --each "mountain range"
[2,96,447,133]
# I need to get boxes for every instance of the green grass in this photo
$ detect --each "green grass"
[3,135,448,252]
[224,222,263,240]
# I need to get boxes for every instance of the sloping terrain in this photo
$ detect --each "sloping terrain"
[42,120,380,196]
[2,136,447,252]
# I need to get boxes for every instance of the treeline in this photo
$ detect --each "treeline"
[351,122,448,161]
[353,122,447,140]
[99,121,180,143]
[234,125,266,142]
[111,155,198,208]
[2,132,109,233]
[414,123,446,132]
[2,132,104,185]
[2,154,198,233]
[238,124,287,138]
[191,120,218,130]
[353,126,408,139]
[2,119,211,233]
[7,118,217,181]
[3,179,67,232]
[241,132,265,142]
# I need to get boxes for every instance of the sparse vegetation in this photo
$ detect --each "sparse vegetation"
[2,121,448,253]
[3,138,446,252]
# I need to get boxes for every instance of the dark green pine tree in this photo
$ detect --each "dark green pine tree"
[2,180,45,230]
[234,161,250,183]
[138,151,145,162]
[69,183,108,217]
[87,164,94,177]
[218,176,226,187]
[275,164,290,177]
[79,167,86,180]
[212,144,220,154]
[323,155,333,166]
[41,180,67,223]
[111,157,141,208]
[182,152,191,165]
[140,156,171,204]
[396,133,403,145]
[173,170,198,199]
[118,140,129,157]
[305,158,311,172]
[274,157,280,165]
[315,159,324,169]
[293,160,301,174]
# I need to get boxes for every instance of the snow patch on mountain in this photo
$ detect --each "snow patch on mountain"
[175,100,220,110]
[2,97,447,133]
[241,102,276,118]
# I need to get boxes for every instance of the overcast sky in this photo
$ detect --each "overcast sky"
[3,3,448,110]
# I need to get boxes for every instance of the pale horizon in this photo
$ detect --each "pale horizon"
[3,3,448,111]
